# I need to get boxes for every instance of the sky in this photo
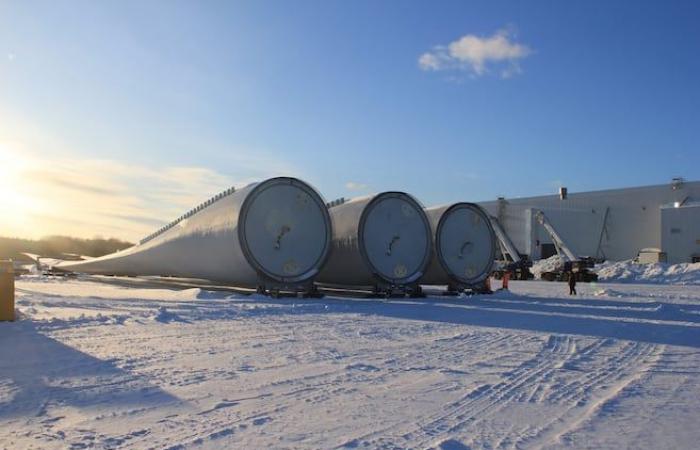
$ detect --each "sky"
[0,0,699,241]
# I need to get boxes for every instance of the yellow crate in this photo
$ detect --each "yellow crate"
[0,260,15,321]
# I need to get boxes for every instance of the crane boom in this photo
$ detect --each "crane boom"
[533,210,578,262]
[487,215,534,281]
[489,216,522,264]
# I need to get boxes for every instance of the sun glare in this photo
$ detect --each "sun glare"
[0,144,44,237]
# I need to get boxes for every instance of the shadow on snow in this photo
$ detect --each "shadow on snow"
[0,320,182,419]
[18,276,700,350]
[225,292,700,349]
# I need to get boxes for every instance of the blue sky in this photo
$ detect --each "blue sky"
[0,0,699,240]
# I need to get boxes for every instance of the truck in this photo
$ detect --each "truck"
[533,210,598,282]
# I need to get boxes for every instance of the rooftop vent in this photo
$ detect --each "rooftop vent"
[671,177,685,190]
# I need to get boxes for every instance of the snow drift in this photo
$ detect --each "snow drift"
[595,260,700,285]
[530,255,565,279]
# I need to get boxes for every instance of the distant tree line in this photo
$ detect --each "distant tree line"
[0,235,133,261]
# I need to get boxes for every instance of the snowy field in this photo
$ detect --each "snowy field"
[2,276,700,449]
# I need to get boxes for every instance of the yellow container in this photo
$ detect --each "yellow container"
[0,260,15,321]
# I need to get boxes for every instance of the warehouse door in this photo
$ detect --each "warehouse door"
[541,243,557,259]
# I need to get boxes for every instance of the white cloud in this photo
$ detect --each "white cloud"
[0,144,302,241]
[0,152,235,241]
[418,28,531,78]
[0,109,304,241]
[345,181,369,191]
[417,53,441,71]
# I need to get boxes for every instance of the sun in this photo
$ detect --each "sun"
[0,144,44,237]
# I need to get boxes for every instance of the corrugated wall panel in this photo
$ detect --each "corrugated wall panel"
[479,181,700,262]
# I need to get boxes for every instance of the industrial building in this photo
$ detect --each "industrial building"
[478,179,700,264]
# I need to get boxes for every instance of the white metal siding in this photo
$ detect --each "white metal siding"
[661,204,700,264]
[478,181,700,262]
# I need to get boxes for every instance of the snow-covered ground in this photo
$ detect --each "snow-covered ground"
[531,256,700,285]
[530,256,566,279]
[596,260,700,285]
[2,276,700,449]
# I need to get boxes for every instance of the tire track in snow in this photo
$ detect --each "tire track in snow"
[447,340,662,450]
[329,332,538,448]
[379,336,659,450]
[546,340,658,406]
[520,338,612,404]
[466,340,660,450]
[511,342,664,450]
[368,335,578,449]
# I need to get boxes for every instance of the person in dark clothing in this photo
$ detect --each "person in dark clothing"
[568,272,577,295]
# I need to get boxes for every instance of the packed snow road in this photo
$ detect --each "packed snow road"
[1,277,700,449]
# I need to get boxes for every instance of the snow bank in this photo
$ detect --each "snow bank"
[531,256,700,285]
[596,260,700,285]
[530,255,565,279]
[592,288,632,298]
[151,306,188,323]
[17,277,208,301]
